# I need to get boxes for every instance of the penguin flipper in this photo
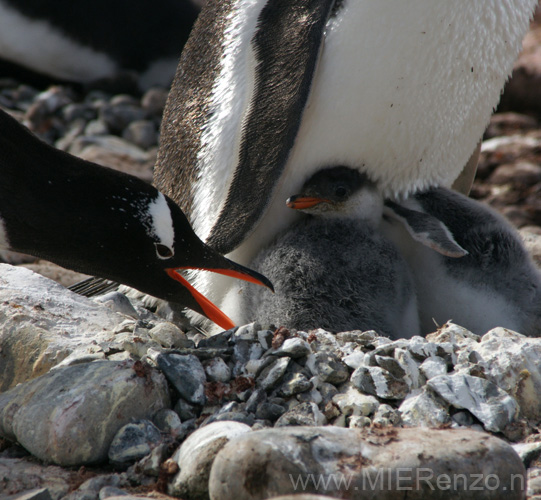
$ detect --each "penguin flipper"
[384,201,468,258]
[206,0,336,254]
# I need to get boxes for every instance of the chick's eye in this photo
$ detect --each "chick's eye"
[155,243,174,259]
[335,186,348,199]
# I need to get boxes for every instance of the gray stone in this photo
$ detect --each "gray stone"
[467,328,541,421]
[99,102,146,133]
[169,421,252,499]
[255,402,287,421]
[233,323,259,341]
[0,264,126,391]
[257,357,291,390]
[99,487,130,498]
[204,357,232,383]
[399,389,451,427]
[419,356,448,379]
[174,398,199,421]
[108,420,162,464]
[93,292,139,319]
[428,373,518,433]
[148,322,192,349]
[4,489,52,500]
[273,338,312,358]
[331,387,379,417]
[0,457,73,499]
[372,404,401,426]
[277,371,313,398]
[0,361,170,465]
[513,441,541,467]
[209,427,526,499]
[152,409,183,437]
[306,352,349,385]
[141,87,168,116]
[135,442,169,477]
[156,353,206,405]
[275,402,326,427]
[351,366,409,400]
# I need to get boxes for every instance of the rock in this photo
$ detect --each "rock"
[399,389,451,427]
[168,421,252,499]
[4,489,52,500]
[351,366,409,400]
[204,357,232,383]
[0,458,75,499]
[152,409,182,437]
[148,322,192,349]
[63,474,124,500]
[108,420,163,465]
[209,427,526,500]
[156,353,207,405]
[273,338,312,358]
[513,441,541,468]
[427,373,518,433]
[257,357,291,390]
[141,87,168,116]
[93,292,139,318]
[0,360,170,465]
[277,371,312,398]
[331,387,379,417]
[419,356,448,380]
[0,264,127,391]
[466,328,541,421]
[306,353,349,385]
[275,402,326,427]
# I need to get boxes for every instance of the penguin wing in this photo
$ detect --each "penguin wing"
[384,201,468,258]
[205,0,337,254]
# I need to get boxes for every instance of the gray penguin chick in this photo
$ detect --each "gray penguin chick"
[239,166,420,338]
[383,187,541,336]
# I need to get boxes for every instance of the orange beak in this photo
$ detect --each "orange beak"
[286,196,329,210]
[166,266,274,331]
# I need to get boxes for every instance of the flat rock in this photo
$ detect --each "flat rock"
[0,360,170,465]
[156,353,207,405]
[467,328,541,421]
[0,264,127,391]
[168,421,252,499]
[427,373,518,433]
[209,427,525,499]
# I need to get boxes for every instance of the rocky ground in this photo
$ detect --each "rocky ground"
[2,11,541,500]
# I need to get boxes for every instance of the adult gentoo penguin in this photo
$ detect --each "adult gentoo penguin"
[383,188,541,336]
[0,0,201,90]
[154,0,537,324]
[233,166,420,338]
[0,109,272,331]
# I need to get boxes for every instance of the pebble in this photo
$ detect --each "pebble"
[428,373,519,433]
[351,365,410,400]
[156,353,207,405]
[306,352,349,385]
[257,357,291,390]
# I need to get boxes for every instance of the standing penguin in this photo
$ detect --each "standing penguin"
[233,166,420,338]
[383,188,541,336]
[0,108,272,331]
[154,0,537,324]
[0,0,201,90]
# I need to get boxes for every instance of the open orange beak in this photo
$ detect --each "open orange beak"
[286,195,329,210]
[166,266,273,331]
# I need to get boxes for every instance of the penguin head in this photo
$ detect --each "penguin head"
[97,188,274,330]
[286,166,383,224]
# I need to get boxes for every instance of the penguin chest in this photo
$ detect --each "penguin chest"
[287,0,535,196]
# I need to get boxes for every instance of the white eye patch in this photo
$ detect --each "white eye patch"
[144,193,175,257]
